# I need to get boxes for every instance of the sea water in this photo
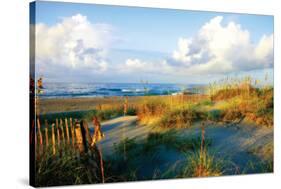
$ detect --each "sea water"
[38,82,205,99]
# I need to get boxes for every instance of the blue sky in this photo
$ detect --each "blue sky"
[33,1,274,84]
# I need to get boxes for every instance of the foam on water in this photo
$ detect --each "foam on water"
[39,82,205,99]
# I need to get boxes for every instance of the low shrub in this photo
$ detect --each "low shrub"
[143,130,178,153]
[180,150,224,177]
[143,130,212,154]
[39,110,95,124]
[113,137,138,155]
[245,106,273,127]
[207,109,223,122]
[197,99,214,106]
[96,108,123,121]
[159,108,200,128]
[223,109,243,122]
[87,107,137,121]
[137,100,168,120]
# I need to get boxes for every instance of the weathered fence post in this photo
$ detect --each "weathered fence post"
[37,119,43,146]
[44,120,49,147]
[65,118,70,145]
[91,116,104,146]
[44,127,49,147]
[60,119,65,145]
[51,123,56,155]
[73,120,92,155]
[56,119,60,148]
[90,117,105,183]
[80,120,89,154]
[70,118,75,147]
[82,120,92,145]
[74,121,84,153]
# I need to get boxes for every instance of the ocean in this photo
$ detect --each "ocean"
[38,82,205,99]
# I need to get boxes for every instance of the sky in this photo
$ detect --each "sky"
[32,1,274,84]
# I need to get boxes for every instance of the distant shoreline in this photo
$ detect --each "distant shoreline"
[38,82,206,99]
[38,91,199,100]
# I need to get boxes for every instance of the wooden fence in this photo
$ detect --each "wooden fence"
[34,118,97,158]
[33,117,105,182]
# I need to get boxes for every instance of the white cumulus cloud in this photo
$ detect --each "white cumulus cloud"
[171,16,273,74]
[35,14,115,74]
[121,58,172,74]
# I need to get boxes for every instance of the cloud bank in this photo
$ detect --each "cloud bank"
[171,16,273,75]
[35,14,114,75]
[122,16,273,77]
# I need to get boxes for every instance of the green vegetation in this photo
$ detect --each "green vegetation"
[180,150,225,177]
[113,130,211,155]
[158,108,201,128]
[35,146,102,187]
[206,109,223,122]
[242,159,273,174]
[39,110,95,124]
[143,130,211,153]
[246,141,273,173]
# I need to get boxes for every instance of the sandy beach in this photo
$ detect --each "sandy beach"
[39,95,206,114]
[39,96,139,114]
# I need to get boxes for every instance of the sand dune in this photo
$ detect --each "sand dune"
[92,116,273,173]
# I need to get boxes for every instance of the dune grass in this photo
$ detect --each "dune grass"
[39,76,273,129]
[246,141,273,173]
[113,129,212,156]
[35,145,102,187]
[136,76,273,128]
[39,106,137,124]
[180,150,224,177]
[104,129,214,181]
